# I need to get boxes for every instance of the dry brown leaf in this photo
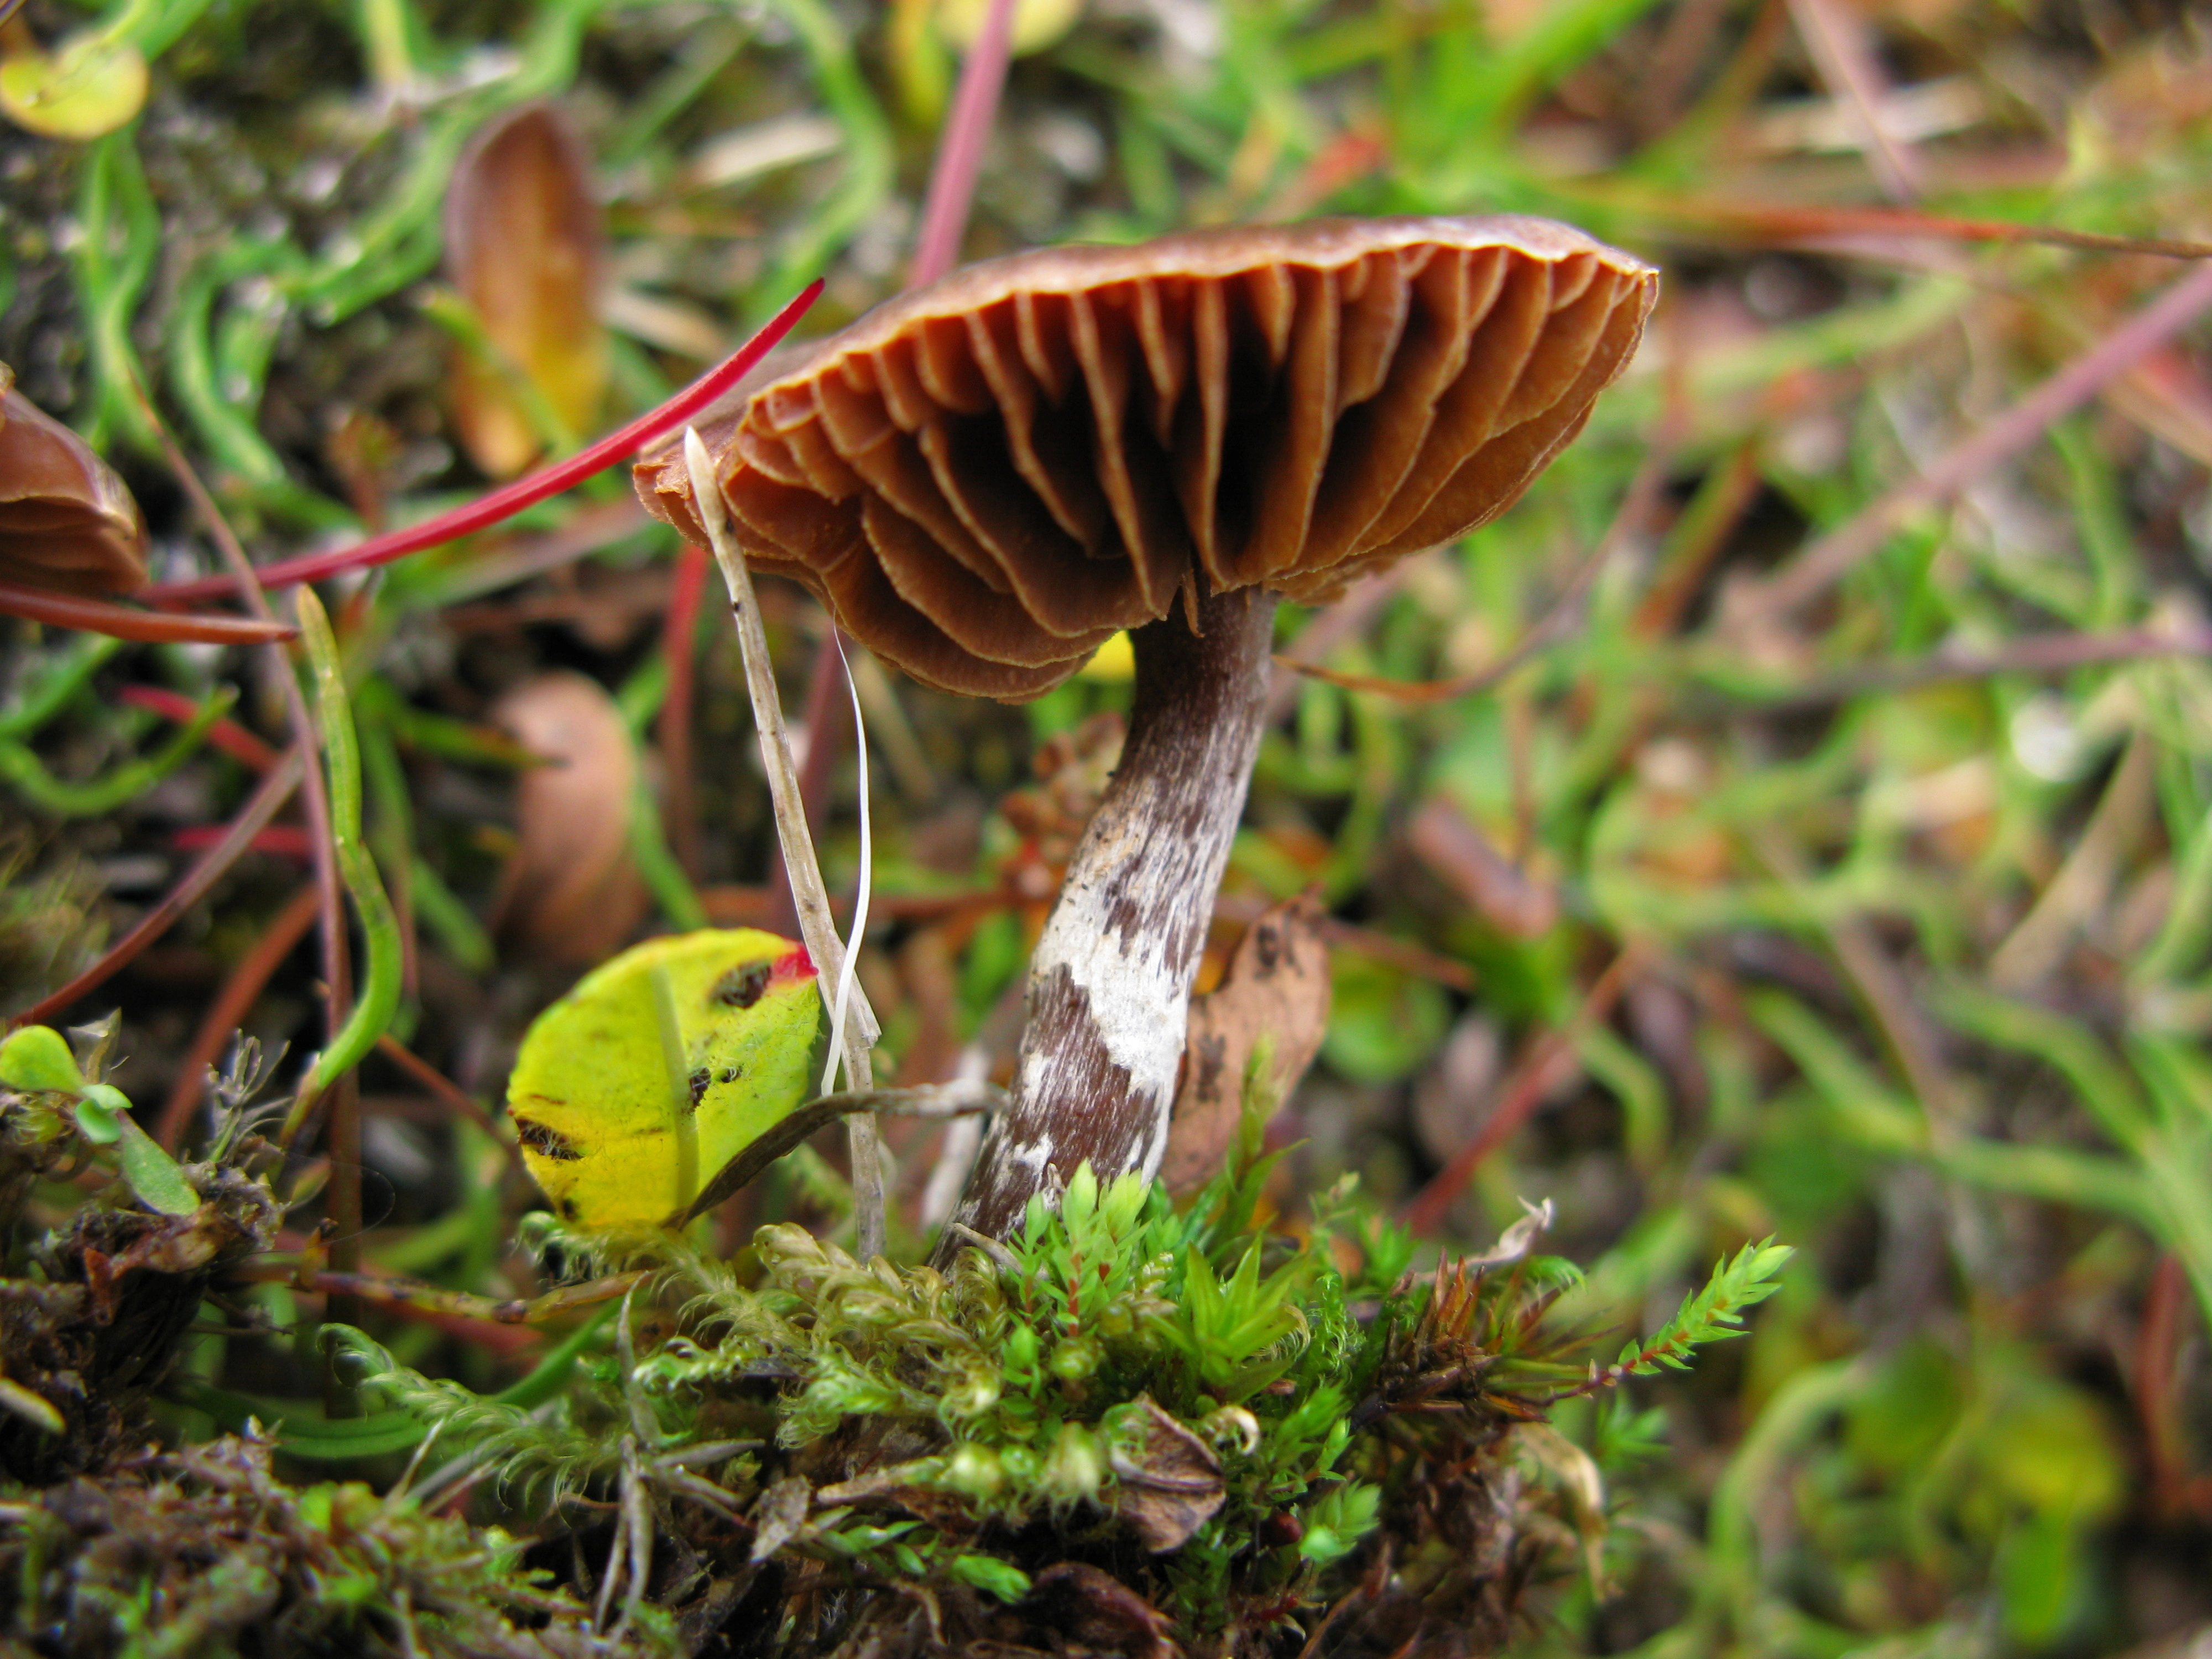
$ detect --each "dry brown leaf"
[488,671,646,966]
[444,102,608,478]
[1028,1561,1180,1658]
[1106,1397,1224,1553]
[1160,893,1329,1198]
[0,366,148,596]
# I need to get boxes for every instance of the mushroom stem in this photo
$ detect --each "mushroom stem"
[942,585,1280,1246]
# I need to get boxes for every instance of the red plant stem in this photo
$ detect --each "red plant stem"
[119,684,283,771]
[2138,1251,2189,1513]
[170,825,314,859]
[0,581,298,643]
[143,281,825,606]
[1403,947,1644,1238]
[660,538,711,879]
[157,881,322,1150]
[908,0,1018,288]
[139,392,362,1328]
[7,745,305,1027]
[374,1032,508,1145]
[1749,258,2212,620]
[1629,196,2212,263]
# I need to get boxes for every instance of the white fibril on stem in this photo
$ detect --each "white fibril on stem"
[682,427,886,1260]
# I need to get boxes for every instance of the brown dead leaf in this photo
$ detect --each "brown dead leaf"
[489,671,646,966]
[444,102,608,478]
[1105,1396,1224,1553]
[0,366,148,596]
[1161,893,1329,1198]
[1028,1562,1179,1659]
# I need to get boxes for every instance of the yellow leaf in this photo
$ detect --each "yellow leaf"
[507,930,827,1232]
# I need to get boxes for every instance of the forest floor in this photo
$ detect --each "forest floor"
[2,0,2211,1654]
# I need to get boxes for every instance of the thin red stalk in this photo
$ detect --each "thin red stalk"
[1749,625,2212,709]
[8,747,305,1027]
[171,825,314,859]
[2136,1253,2198,1515]
[659,538,710,880]
[908,0,1018,288]
[118,684,283,771]
[1747,259,2212,620]
[1786,0,1922,202]
[144,281,824,606]
[1404,947,1643,1238]
[0,580,296,643]
[137,388,359,1321]
[158,881,322,1149]
[374,1032,507,1145]
[1636,197,2212,263]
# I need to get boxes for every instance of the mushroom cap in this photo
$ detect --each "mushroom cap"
[637,215,1657,700]
[0,367,150,597]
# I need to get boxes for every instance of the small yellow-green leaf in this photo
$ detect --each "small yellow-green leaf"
[114,1115,199,1216]
[505,930,826,1231]
[0,1375,64,1437]
[936,0,1084,56]
[0,1025,84,1094]
[0,30,148,142]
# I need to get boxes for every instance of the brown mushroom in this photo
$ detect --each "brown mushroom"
[0,365,149,597]
[637,215,1657,1242]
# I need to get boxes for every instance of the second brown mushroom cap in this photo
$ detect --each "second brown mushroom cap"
[638,215,1656,701]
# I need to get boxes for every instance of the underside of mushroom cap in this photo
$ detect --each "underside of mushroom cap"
[0,376,150,598]
[637,215,1657,700]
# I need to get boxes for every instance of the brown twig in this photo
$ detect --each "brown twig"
[1717,625,2212,711]
[1264,565,1417,722]
[373,1033,509,1147]
[141,398,364,1324]
[1785,0,1924,202]
[8,747,305,1027]
[0,580,298,643]
[1740,259,2212,622]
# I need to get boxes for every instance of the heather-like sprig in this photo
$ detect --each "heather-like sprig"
[1558,1239,1794,1399]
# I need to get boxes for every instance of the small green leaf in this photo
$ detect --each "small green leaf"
[0,1025,84,1093]
[113,1115,199,1215]
[1299,1483,1381,1566]
[71,1094,123,1145]
[949,1554,1032,1603]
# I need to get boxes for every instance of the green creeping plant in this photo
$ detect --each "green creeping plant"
[505,929,827,1232]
